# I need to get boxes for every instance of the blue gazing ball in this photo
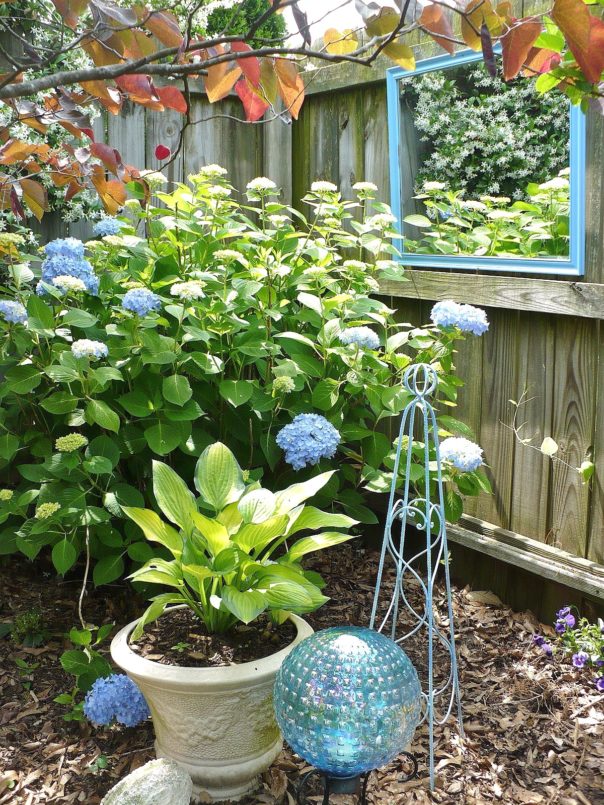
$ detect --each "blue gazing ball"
[274,626,422,778]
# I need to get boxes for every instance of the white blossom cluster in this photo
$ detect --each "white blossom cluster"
[401,65,569,199]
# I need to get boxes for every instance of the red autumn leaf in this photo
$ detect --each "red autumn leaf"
[51,0,89,30]
[155,85,188,114]
[552,0,591,56]
[90,142,123,176]
[418,4,455,55]
[231,42,261,88]
[66,180,83,202]
[205,60,242,103]
[91,166,127,214]
[572,16,604,84]
[274,58,305,120]
[144,9,183,48]
[235,77,269,122]
[115,75,163,110]
[155,144,171,160]
[10,186,25,219]
[80,80,122,115]
[522,48,561,77]
[501,17,543,80]
[20,178,49,221]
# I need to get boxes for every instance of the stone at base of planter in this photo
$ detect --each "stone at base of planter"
[157,736,282,803]
[100,758,192,805]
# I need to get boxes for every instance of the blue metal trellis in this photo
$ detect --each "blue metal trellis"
[369,363,464,790]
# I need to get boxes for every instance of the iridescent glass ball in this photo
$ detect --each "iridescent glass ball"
[274,626,422,778]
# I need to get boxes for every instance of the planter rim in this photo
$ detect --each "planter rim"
[111,607,312,688]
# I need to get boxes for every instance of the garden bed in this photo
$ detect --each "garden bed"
[1,544,602,805]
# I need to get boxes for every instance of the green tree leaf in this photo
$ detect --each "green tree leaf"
[26,295,54,335]
[163,375,193,407]
[86,400,120,433]
[144,422,183,455]
[93,553,125,586]
[51,538,77,575]
[5,365,42,395]
[219,380,254,408]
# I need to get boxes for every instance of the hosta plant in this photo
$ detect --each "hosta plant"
[123,442,356,637]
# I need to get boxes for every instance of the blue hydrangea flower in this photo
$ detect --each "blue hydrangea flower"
[572,651,589,668]
[122,288,162,316]
[83,674,150,727]
[93,217,122,237]
[44,238,85,259]
[38,238,99,296]
[71,339,108,360]
[431,300,489,336]
[0,300,27,325]
[439,437,483,472]
[276,413,341,470]
[338,326,380,350]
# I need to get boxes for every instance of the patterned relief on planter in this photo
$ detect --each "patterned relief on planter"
[145,685,280,760]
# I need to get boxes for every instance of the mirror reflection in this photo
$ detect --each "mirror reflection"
[397,58,571,261]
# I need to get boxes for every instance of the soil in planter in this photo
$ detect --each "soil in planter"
[129,607,297,667]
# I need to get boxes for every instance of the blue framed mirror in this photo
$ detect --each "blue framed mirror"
[387,50,586,276]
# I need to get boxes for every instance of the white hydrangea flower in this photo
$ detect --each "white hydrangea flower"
[487,210,521,220]
[423,181,446,191]
[207,185,231,198]
[197,164,228,177]
[461,200,487,212]
[52,275,87,292]
[170,281,206,301]
[214,249,243,262]
[366,213,397,230]
[140,170,168,188]
[538,177,568,191]
[343,260,367,271]
[311,181,338,193]
[246,177,277,192]
[268,214,290,226]
[71,339,108,359]
[352,181,378,193]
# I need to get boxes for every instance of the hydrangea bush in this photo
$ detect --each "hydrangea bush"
[404,172,570,259]
[0,170,489,581]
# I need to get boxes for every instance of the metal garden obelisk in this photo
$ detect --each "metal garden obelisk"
[369,363,464,790]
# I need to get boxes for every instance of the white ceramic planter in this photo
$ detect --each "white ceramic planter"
[111,610,313,803]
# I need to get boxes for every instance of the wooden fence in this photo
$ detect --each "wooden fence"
[40,31,604,618]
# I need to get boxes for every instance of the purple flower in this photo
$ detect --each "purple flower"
[532,634,546,647]
[572,651,589,669]
[556,606,571,619]
[596,677,604,693]
[542,643,553,657]
[596,659,604,667]
[555,613,575,633]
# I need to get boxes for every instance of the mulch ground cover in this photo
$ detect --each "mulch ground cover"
[1,543,603,805]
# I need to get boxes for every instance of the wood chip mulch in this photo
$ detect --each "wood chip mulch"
[0,545,602,805]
